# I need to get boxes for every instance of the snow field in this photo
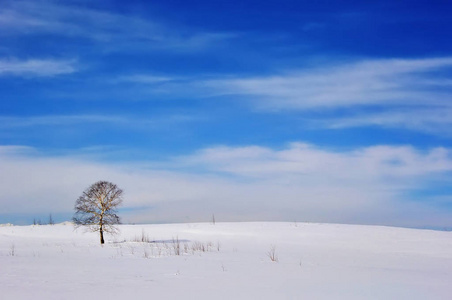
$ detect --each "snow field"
[1,222,451,299]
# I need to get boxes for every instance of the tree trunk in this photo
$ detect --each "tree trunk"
[100,225,105,244]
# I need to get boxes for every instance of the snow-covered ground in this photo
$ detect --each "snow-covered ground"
[1,222,451,299]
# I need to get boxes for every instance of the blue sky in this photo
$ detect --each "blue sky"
[1,0,451,227]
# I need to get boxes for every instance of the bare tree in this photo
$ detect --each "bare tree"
[48,213,54,225]
[73,181,123,244]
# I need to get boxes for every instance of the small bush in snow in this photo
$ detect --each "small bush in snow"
[267,245,278,262]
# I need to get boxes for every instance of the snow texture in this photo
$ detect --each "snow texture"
[1,222,451,299]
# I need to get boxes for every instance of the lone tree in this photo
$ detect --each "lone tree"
[73,181,123,244]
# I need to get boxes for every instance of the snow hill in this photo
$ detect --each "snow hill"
[1,222,451,299]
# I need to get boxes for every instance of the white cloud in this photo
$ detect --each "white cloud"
[204,57,452,110]
[181,142,452,182]
[318,107,452,135]
[0,0,233,51]
[0,115,125,127]
[182,57,452,135]
[0,0,158,40]
[98,58,452,136]
[1,143,451,227]
[116,75,175,84]
[0,58,77,77]
[0,114,201,129]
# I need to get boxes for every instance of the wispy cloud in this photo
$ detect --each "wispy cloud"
[0,58,77,77]
[0,0,233,51]
[1,143,451,227]
[0,0,159,40]
[0,114,202,129]
[119,57,452,111]
[0,115,126,127]
[100,57,452,135]
[318,107,452,135]
[204,57,452,110]
[169,57,452,135]
[115,74,175,84]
